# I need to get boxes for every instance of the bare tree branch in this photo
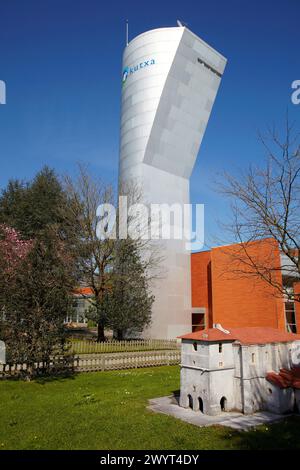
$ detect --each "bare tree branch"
[217,117,300,302]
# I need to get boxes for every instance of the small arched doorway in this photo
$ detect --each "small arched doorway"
[220,396,227,412]
[188,394,193,410]
[198,397,204,413]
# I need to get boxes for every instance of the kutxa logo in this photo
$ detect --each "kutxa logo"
[122,59,155,85]
[0,80,6,105]
[291,80,300,105]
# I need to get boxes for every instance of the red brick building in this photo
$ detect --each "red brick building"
[191,238,299,333]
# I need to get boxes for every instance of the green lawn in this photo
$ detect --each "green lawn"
[0,366,299,450]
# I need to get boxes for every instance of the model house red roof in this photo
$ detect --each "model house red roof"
[73,287,94,296]
[266,367,300,389]
[179,328,236,342]
[179,327,300,345]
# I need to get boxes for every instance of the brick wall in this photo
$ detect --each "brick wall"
[191,250,213,327]
[191,238,285,330]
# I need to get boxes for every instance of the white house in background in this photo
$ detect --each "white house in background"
[64,287,94,326]
[179,325,300,415]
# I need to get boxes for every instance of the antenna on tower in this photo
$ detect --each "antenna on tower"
[126,19,129,46]
[177,19,188,27]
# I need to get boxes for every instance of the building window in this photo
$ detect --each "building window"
[251,353,255,363]
[219,343,223,353]
[219,361,223,367]
[192,313,205,332]
[197,57,222,78]
[285,302,297,333]
[193,342,198,352]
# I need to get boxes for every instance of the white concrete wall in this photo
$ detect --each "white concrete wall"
[180,366,210,412]
[181,340,235,370]
[180,366,235,415]
[181,339,210,369]
[207,342,235,370]
[119,26,226,338]
[236,342,297,414]
[208,368,235,414]
[291,340,300,366]
[181,339,299,415]
[262,379,294,414]
[180,340,236,415]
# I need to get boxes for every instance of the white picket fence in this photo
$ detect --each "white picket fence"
[0,349,181,377]
[74,350,181,372]
[69,339,180,355]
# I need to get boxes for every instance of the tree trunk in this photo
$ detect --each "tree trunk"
[97,323,106,342]
[116,329,124,341]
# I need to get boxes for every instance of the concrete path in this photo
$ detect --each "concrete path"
[148,396,286,431]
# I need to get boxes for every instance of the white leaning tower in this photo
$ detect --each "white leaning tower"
[119,24,226,339]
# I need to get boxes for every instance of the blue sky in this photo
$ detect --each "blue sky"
[0,0,299,247]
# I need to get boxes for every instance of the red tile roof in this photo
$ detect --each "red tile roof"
[266,367,300,389]
[179,327,300,345]
[179,328,236,342]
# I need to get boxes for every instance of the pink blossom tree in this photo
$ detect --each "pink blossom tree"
[0,224,32,277]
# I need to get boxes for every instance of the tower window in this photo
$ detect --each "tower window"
[197,57,222,78]
[192,313,205,332]
[193,342,198,351]
[219,343,222,353]
[251,353,255,363]
[285,302,297,333]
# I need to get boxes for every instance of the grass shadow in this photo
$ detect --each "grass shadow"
[171,389,180,405]
[34,370,78,385]
[222,416,300,450]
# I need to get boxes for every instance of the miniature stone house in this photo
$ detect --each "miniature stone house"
[179,325,300,415]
